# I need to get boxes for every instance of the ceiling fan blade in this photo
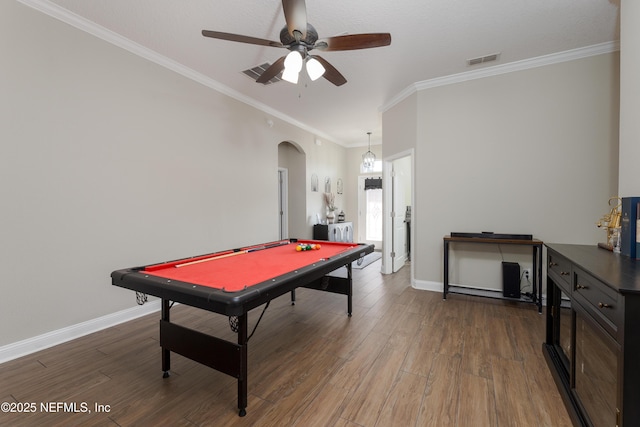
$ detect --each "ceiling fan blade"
[202,30,283,48]
[256,56,287,84]
[282,0,307,39]
[319,33,391,51]
[313,56,347,86]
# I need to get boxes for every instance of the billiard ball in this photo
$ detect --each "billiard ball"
[296,243,321,251]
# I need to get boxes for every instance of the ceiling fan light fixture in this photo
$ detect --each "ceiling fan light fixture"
[202,0,392,88]
[306,57,325,81]
[282,50,303,83]
[282,67,299,84]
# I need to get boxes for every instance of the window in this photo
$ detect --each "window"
[360,160,383,174]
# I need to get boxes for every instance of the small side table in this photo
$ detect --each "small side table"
[443,235,543,312]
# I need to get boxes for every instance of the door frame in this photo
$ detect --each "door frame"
[382,149,414,280]
[278,167,288,239]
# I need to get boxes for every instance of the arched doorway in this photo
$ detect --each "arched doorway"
[278,141,306,239]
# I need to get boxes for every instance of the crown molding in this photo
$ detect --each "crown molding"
[16,0,344,146]
[381,41,620,113]
[18,1,620,146]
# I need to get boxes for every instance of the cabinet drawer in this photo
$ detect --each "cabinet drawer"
[574,268,621,338]
[548,252,572,290]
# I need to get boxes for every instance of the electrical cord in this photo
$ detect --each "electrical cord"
[520,270,532,292]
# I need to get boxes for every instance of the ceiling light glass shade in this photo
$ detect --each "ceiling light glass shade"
[362,151,376,171]
[282,67,299,84]
[282,51,303,83]
[306,57,325,81]
[362,132,375,171]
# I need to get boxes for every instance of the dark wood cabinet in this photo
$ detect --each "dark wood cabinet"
[544,244,640,427]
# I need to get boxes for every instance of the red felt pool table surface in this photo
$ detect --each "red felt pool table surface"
[143,240,358,292]
[111,238,374,417]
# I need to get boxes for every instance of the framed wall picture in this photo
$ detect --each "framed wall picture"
[337,178,343,194]
[311,174,318,192]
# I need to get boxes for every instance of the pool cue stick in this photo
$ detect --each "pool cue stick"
[175,250,247,268]
[245,240,290,253]
[175,240,290,268]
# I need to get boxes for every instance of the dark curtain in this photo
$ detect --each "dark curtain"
[364,178,382,190]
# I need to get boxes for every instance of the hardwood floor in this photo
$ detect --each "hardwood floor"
[0,261,572,426]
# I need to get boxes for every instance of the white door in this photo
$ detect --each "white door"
[358,176,383,250]
[382,150,413,275]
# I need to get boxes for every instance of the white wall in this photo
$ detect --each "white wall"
[619,0,640,197]
[306,140,348,228]
[382,94,418,159]
[384,52,620,289]
[0,1,346,346]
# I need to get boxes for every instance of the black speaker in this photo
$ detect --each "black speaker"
[502,262,520,299]
[313,224,329,240]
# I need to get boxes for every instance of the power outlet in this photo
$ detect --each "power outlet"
[523,268,531,280]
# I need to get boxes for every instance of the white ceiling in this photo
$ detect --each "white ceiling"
[40,0,620,147]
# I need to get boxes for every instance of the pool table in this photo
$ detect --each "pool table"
[111,239,374,416]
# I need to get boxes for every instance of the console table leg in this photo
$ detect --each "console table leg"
[534,245,542,313]
[443,240,449,300]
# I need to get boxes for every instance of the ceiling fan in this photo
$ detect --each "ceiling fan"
[202,0,391,86]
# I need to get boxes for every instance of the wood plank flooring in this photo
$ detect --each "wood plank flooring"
[0,261,572,426]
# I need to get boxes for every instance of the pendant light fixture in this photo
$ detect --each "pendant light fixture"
[362,132,375,171]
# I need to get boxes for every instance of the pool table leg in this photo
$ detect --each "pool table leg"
[237,313,248,417]
[347,263,353,317]
[161,299,171,378]
[290,290,296,305]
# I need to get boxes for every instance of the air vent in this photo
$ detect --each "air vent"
[467,53,500,66]
[241,63,282,84]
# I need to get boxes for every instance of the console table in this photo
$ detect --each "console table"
[443,235,543,312]
[544,244,640,427]
[313,222,353,243]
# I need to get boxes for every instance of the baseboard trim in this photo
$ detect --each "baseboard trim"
[0,300,161,364]
[412,279,443,293]
[412,280,503,294]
